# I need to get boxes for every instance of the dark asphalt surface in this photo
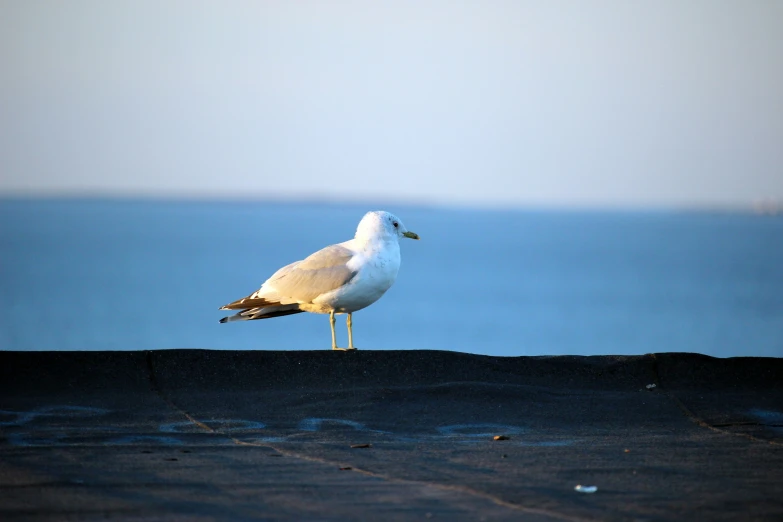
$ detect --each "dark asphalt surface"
[1,350,782,521]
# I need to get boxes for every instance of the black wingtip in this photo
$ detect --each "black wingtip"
[219,317,228,324]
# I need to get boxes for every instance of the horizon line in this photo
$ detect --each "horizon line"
[1,191,781,215]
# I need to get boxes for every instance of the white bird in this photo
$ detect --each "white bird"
[219,210,420,350]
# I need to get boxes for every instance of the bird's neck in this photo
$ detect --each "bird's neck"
[355,235,398,254]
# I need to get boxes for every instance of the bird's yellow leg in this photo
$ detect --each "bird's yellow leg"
[346,313,357,350]
[329,311,339,350]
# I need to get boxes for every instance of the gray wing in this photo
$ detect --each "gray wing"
[266,244,358,303]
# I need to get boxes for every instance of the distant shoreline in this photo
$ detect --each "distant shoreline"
[1,193,779,215]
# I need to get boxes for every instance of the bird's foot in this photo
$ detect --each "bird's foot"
[332,346,357,351]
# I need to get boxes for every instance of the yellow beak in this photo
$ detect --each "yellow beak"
[403,231,420,240]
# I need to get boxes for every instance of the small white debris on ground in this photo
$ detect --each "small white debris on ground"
[574,485,598,494]
[646,383,657,390]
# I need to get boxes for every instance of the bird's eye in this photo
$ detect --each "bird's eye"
[393,221,399,228]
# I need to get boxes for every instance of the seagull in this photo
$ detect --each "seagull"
[219,210,420,350]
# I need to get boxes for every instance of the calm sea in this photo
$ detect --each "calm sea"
[1,199,781,358]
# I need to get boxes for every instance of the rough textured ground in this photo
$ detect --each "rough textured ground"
[1,350,782,521]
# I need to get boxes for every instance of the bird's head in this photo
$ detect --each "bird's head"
[355,210,420,242]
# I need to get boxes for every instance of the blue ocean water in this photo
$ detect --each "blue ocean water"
[1,199,781,357]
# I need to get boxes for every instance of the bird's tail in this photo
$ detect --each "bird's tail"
[219,304,303,323]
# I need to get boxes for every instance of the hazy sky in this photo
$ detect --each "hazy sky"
[1,1,782,208]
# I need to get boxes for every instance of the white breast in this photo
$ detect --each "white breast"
[314,240,401,313]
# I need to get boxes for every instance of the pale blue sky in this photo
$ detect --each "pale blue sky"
[1,1,782,208]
